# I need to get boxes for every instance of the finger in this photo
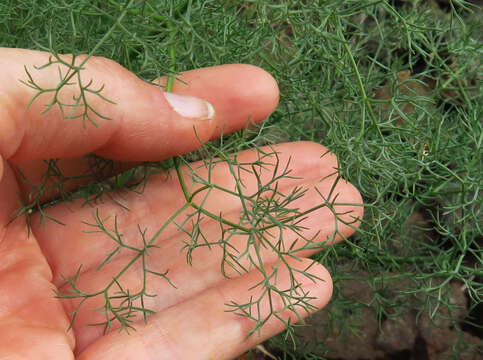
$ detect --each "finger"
[33,142,361,284]
[58,172,360,351]
[77,258,332,360]
[0,48,279,164]
[7,50,279,204]
[154,64,279,138]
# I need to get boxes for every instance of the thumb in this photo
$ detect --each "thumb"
[0,48,217,162]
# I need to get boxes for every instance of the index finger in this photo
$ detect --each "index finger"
[0,48,279,164]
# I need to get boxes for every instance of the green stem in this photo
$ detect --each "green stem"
[335,16,384,141]
[166,22,176,93]
[60,0,134,87]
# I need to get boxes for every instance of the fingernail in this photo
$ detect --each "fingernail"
[163,92,215,120]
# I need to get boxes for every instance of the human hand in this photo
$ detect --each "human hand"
[0,48,363,359]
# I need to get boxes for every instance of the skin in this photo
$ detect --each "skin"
[0,48,363,359]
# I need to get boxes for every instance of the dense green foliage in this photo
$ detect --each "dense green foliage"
[1,0,481,358]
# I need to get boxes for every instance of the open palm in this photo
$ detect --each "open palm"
[0,48,362,359]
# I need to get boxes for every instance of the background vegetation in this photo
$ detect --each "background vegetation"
[0,0,481,359]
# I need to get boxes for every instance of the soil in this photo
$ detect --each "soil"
[288,274,482,360]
